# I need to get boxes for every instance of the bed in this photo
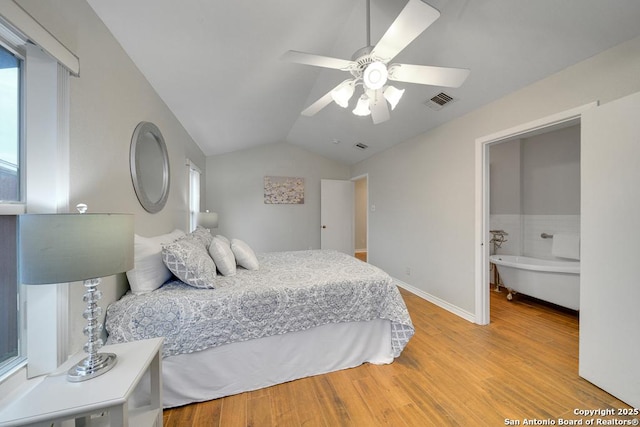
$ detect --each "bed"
[105,231,414,408]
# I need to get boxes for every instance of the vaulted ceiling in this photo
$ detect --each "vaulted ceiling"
[87,0,640,165]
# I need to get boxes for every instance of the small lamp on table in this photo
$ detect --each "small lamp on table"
[18,209,134,382]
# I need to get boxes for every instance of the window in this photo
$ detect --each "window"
[0,7,75,383]
[188,161,201,232]
[0,44,21,202]
[0,215,22,376]
[0,43,24,377]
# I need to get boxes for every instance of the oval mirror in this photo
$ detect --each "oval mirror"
[130,121,170,213]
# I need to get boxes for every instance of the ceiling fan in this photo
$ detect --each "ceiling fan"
[282,0,470,124]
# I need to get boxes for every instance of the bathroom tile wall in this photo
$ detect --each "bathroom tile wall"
[490,214,580,259]
[523,215,580,259]
[489,214,521,255]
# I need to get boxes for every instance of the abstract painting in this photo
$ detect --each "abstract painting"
[264,176,304,204]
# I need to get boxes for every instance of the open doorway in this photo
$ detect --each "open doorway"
[353,175,368,262]
[488,123,580,310]
[474,103,596,325]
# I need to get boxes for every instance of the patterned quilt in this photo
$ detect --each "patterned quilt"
[105,250,414,358]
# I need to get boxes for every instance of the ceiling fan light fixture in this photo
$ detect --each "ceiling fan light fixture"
[283,0,469,123]
[383,85,405,110]
[352,94,371,116]
[331,80,356,108]
[363,61,388,90]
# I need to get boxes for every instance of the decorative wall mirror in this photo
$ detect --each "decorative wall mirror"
[130,121,170,213]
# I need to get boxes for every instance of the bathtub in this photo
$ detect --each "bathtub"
[489,255,580,310]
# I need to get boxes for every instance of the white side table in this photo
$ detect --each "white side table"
[0,337,163,427]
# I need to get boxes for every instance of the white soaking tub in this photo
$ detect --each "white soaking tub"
[489,255,580,310]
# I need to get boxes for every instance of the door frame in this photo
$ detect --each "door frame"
[474,102,597,325]
[352,173,369,260]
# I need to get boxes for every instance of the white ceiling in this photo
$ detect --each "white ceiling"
[87,0,640,165]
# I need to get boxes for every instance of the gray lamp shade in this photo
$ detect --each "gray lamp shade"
[197,211,219,229]
[18,214,134,285]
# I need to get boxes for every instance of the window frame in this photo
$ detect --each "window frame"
[0,36,26,381]
[0,42,71,385]
[0,4,75,387]
[187,160,201,232]
[0,42,24,204]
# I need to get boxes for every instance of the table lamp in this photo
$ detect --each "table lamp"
[18,209,134,382]
[197,210,218,230]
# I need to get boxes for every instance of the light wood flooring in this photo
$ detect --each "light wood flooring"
[354,251,367,262]
[163,288,634,426]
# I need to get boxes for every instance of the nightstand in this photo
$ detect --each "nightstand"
[0,337,163,427]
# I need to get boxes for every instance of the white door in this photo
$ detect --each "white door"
[580,91,640,407]
[320,179,354,255]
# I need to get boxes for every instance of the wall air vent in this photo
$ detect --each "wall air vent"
[354,142,369,151]
[425,92,457,111]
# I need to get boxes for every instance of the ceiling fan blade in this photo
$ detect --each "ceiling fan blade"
[281,50,354,71]
[301,91,334,116]
[370,0,440,63]
[302,79,357,116]
[369,89,390,124]
[388,63,470,88]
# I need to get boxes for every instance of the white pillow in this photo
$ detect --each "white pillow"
[214,234,231,247]
[209,236,236,276]
[231,239,259,270]
[127,229,185,294]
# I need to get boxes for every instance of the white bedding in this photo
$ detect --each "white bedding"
[106,250,414,358]
[108,249,414,407]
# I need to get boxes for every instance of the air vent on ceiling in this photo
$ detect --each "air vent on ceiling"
[425,92,457,111]
[354,142,369,151]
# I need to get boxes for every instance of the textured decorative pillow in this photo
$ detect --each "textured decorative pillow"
[162,236,217,288]
[127,229,185,294]
[209,236,237,276]
[231,239,259,270]
[189,226,214,248]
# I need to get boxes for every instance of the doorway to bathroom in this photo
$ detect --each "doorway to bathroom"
[488,122,580,312]
[474,103,596,325]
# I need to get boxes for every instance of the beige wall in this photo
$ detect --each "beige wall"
[206,142,350,252]
[352,35,640,314]
[17,0,206,354]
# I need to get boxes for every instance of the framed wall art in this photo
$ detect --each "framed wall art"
[264,176,304,204]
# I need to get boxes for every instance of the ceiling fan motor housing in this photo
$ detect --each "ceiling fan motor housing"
[350,46,374,76]
[363,61,388,89]
[350,47,388,90]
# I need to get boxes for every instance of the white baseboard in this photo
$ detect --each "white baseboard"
[393,278,476,324]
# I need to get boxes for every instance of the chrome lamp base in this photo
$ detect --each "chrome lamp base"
[67,352,117,382]
[67,277,117,382]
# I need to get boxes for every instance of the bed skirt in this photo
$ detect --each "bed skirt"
[131,318,393,408]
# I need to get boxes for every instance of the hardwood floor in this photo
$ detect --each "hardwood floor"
[354,251,367,262]
[163,288,634,426]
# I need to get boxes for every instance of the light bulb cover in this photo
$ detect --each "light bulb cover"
[352,94,371,116]
[363,62,388,90]
[383,85,405,110]
[331,80,355,108]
